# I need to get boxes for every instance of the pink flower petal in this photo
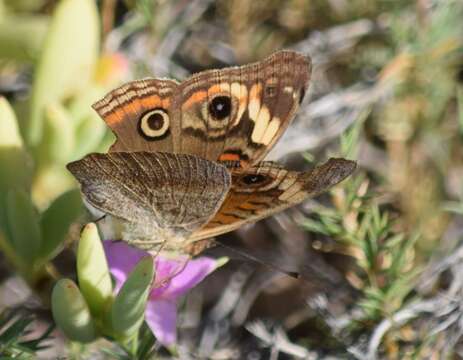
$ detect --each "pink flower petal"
[145,299,177,346]
[152,257,219,299]
[103,241,227,346]
[103,240,148,293]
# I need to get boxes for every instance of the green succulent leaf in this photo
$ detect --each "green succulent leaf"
[110,256,154,338]
[72,113,108,161]
[67,85,105,125]
[51,279,97,343]
[0,97,33,243]
[4,0,47,12]
[0,97,32,195]
[77,223,113,316]
[0,15,48,63]
[6,189,41,266]
[37,102,75,166]
[39,189,83,262]
[26,0,99,145]
[0,0,4,21]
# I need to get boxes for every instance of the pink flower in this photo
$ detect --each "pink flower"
[103,241,225,346]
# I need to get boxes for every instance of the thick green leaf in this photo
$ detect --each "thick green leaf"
[0,97,32,193]
[65,86,108,160]
[26,0,99,145]
[0,229,22,270]
[51,279,97,343]
[6,189,41,265]
[110,256,154,338]
[71,113,108,161]
[36,102,75,166]
[31,163,76,210]
[0,97,33,240]
[5,0,47,12]
[39,189,83,261]
[77,223,113,316]
[67,85,105,125]
[0,15,48,63]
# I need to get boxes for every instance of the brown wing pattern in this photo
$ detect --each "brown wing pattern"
[67,152,231,249]
[92,51,311,166]
[92,79,179,153]
[178,50,311,166]
[189,158,356,241]
[83,51,356,255]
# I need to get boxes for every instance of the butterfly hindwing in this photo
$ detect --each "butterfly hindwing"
[189,158,356,241]
[67,152,231,250]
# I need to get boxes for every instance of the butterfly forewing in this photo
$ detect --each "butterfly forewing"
[189,158,356,241]
[92,51,311,168]
[92,78,179,153]
[178,50,311,166]
[67,152,231,250]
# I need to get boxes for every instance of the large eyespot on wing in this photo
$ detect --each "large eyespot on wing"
[138,108,170,140]
[177,78,244,159]
[208,95,232,120]
[188,158,356,241]
[92,78,179,153]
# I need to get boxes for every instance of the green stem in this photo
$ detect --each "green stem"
[123,332,139,357]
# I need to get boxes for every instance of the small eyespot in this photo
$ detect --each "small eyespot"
[138,108,170,140]
[208,96,231,120]
[265,85,277,97]
[241,174,268,185]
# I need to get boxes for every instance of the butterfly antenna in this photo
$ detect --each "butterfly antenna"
[94,214,107,224]
[212,240,301,280]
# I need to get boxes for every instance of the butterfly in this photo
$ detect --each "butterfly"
[67,50,356,255]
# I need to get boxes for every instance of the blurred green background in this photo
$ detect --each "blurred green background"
[1,0,463,358]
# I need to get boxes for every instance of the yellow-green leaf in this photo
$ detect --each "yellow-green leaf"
[6,189,41,265]
[77,223,113,315]
[26,0,99,145]
[111,256,154,338]
[0,97,32,193]
[40,189,83,261]
[0,15,48,63]
[72,113,108,161]
[51,279,97,343]
[37,102,75,166]
[5,0,47,12]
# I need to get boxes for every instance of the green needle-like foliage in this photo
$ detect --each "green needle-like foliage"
[0,310,54,357]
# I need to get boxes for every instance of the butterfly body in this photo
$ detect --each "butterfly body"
[68,50,356,254]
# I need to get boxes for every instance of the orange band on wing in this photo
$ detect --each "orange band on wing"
[182,84,230,110]
[182,91,207,109]
[140,95,163,111]
[219,153,241,161]
[103,95,167,126]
